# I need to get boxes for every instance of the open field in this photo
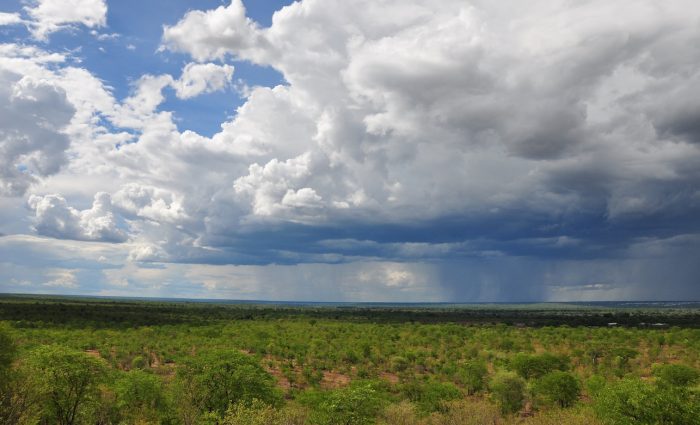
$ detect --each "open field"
[1,295,699,424]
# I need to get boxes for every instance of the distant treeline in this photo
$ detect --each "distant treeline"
[0,295,698,328]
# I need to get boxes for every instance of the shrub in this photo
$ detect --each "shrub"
[652,364,700,387]
[222,399,307,425]
[301,381,385,425]
[489,372,525,414]
[427,399,501,425]
[25,345,107,425]
[114,370,166,422]
[381,401,419,425]
[594,377,700,425]
[458,360,488,395]
[416,381,462,413]
[511,353,569,380]
[534,371,581,407]
[391,356,410,372]
[0,325,14,382]
[176,350,281,419]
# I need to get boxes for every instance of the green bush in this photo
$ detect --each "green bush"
[511,353,569,380]
[0,325,14,382]
[222,399,307,425]
[652,363,700,387]
[113,370,166,422]
[489,372,525,414]
[391,356,410,372]
[176,349,281,419]
[25,345,107,425]
[407,381,462,413]
[301,381,385,425]
[594,377,700,425]
[534,371,581,407]
[458,360,488,395]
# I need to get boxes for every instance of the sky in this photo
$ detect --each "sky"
[0,0,699,302]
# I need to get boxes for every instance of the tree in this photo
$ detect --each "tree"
[221,399,307,425]
[489,372,525,415]
[610,347,638,377]
[652,364,700,387]
[458,360,488,395]
[594,378,700,425]
[25,345,107,425]
[0,325,33,425]
[534,371,581,407]
[511,353,569,380]
[301,381,385,425]
[176,350,281,420]
[0,325,14,381]
[404,380,462,413]
[114,370,167,423]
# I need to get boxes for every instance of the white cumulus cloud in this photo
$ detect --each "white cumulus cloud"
[24,0,107,40]
[172,62,234,99]
[28,192,127,242]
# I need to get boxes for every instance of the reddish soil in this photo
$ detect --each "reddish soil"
[321,370,351,389]
[379,371,400,384]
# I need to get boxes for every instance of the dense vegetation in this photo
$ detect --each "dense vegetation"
[0,296,698,424]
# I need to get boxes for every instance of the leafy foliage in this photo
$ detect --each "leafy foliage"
[176,349,281,419]
[652,363,700,387]
[401,380,462,413]
[25,345,107,425]
[301,381,385,425]
[511,353,570,380]
[489,372,525,414]
[458,360,488,395]
[113,369,168,423]
[534,371,581,407]
[594,378,700,425]
[0,297,699,424]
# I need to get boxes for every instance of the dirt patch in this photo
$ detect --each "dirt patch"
[321,370,351,389]
[379,372,400,384]
[150,352,161,368]
[84,349,101,359]
[266,367,292,391]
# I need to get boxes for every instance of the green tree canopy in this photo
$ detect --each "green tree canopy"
[459,360,488,395]
[301,381,385,425]
[25,345,107,425]
[534,371,581,408]
[489,372,525,415]
[177,349,281,419]
[511,353,569,380]
[652,364,700,387]
[594,377,700,425]
[114,370,167,423]
[0,324,15,382]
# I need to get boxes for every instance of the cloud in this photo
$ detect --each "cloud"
[0,12,22,26]
[172,62,234,99]
[1,0,700,301]
[0,70,75,196]
[77,0,695,270]
[43,268,78,288]
[161,0,265,62]
[27,192,127,242]
[112,183,189,223]
[24,0,107,41]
